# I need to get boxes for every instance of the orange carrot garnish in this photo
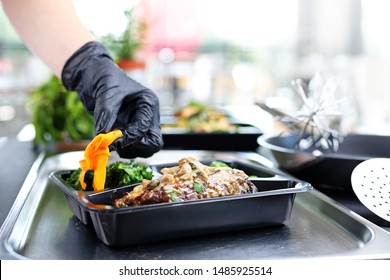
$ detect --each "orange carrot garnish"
[79,130,122,191]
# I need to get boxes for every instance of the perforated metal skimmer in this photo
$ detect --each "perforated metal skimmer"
[351,158,390,222]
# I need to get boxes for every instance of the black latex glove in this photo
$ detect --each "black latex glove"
[61,41,163,158]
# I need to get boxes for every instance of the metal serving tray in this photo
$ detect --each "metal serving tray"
[1,150,390,259]
[49,159,311,246]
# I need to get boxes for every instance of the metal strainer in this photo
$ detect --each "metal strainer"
[351,158,390,222]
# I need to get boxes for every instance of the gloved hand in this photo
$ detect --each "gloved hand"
[61,41,163,158]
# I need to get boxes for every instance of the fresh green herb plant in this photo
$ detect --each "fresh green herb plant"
[26,75,94,145]
[101,8,146,61]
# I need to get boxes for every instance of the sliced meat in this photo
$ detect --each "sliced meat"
[113,157,257,208]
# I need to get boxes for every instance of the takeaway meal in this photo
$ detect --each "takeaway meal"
[48,129,309,247]
[113,157,258,207]
[66,131,257,208]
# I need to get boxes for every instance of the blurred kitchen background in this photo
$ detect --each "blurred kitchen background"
[1,0,390,141]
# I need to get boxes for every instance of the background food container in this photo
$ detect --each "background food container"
[162,123,262,151]
[160,111,263,151]
[49,159,312,246]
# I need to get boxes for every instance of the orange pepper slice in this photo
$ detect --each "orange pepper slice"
[79,130,123,191]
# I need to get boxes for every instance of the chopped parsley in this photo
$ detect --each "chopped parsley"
[170,193,181,202]
[165,189,182,202]
[189,162,197,170]
[193,181,204,193]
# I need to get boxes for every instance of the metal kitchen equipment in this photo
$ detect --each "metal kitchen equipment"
[258,133,390,192]
[259,73,348,153]
[351,158,390,222]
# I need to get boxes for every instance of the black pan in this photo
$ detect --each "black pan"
[258,133,390,192]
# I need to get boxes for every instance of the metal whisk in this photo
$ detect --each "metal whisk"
[261,73,347,152]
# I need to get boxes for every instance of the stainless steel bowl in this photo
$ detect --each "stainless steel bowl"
[258,133,390,191]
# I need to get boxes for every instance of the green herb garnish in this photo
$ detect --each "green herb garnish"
[170,193,181,202]
[193,181,204,193]
[189,162,197,170]
[165,189,182,202]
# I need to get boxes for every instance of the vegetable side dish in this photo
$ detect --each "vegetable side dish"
[113,157,257,207]
[66,160,153,191]
[66,130,153,191]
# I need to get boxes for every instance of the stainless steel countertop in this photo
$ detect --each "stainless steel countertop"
[1,149,390,259]
[0,139,38,226]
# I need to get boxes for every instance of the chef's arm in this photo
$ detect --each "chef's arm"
[1,0,94,76]
[1,0,164,158]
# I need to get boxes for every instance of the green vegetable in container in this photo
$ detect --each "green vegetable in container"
[66,160,153,191]
[105,160,153,188]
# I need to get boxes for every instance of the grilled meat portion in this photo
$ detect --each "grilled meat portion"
[113,157,257,207]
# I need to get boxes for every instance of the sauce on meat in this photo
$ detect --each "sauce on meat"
[114,157,257,207]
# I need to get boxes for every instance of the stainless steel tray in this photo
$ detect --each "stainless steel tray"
[1,150,390,260]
